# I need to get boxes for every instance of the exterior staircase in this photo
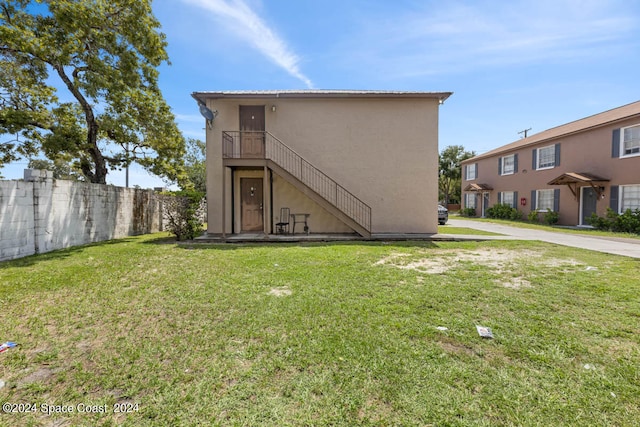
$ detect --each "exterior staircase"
[223,131,371,237]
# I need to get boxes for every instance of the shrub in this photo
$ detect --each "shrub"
[527,209,540,222]
[460,207,476,217]
[587,208,640,234]
[543,210,559,225]
[486,203,522,220]
[161,190,206,240]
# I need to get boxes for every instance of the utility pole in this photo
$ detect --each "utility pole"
[518,128,532,138]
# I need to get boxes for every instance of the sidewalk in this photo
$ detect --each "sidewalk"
[442,219,640,259]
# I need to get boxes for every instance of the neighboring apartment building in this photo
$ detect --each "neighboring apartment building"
[461,101,640,226]
[191,90,452,238]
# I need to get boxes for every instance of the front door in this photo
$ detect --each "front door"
[241,178,263,232]
[581,186,598,225]
[481,192,490,218]
[239,106,265,158]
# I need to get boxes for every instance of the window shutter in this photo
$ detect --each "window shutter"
[610,185,619,212]
[553,189,560,212]
[514,154,518,173]
[532,149,537,170]
[474,163,478,179]
[498,192,502,204]
[554,144,561,167]
[531,190,537,209]
[513,191,518,208]
[498,158,502,175]
[612,129,620,158]
[464,165,467,180]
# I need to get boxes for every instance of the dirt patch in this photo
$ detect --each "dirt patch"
[18,367,56,385]
[375,248,583,276]
[498,277,532,289]
[268,287,292,297]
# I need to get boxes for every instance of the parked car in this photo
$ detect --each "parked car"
[438,205,448,225]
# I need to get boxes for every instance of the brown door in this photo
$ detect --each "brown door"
[241,178,263,232]
[240,105,265,158]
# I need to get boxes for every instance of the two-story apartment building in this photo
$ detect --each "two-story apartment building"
[192,90,452,239]
[461,101,640,226]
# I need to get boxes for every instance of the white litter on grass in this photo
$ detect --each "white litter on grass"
[0,379,5,389]
[585,266,598,271]
[611,392,617,398]
[436,326,448,331]
[476,325,494,339]
[583,363,595,370]
[268,287,292,297]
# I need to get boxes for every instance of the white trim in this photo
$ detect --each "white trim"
[535,189,554,211]
[500,191,515,207]
[620,124,640,158]
[500,154,515,175]
[619,184,640,212]
[465,192,476,209]
[536,144,556,169]
[579,186,597,226]
[466,163,477,181]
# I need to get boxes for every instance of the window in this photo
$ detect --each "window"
[500,191,515,207]
[537,145,556,169]
[622,125,640,157]
[465,193,476,208]
[621,185,640,211]
[466,163,477,180]
[536,189,555,211]
[500,154,516,175]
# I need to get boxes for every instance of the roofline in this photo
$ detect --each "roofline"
[462,100,640,164]
[191,90,453,103]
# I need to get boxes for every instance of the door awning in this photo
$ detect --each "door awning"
[547,172,609,199]
[464,183,493,192]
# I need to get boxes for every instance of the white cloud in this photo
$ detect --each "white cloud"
[181,0,313,88]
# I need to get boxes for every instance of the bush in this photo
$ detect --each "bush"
[543,210,559,225]
[527,209,540,222]
[588,208,640,234]
[486,203,522,220]
[161,190,206,240]
[460,207,476,217]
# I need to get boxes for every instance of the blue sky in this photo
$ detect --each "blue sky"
[2,0,640,188]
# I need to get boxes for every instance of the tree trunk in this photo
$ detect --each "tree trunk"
[54,64,108,184]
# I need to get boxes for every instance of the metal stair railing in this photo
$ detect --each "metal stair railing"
[223,131,371,233]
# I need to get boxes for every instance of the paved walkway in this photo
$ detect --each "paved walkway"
[443,219,640,259]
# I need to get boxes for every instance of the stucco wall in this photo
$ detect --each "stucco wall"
[461,115,640,225]
[0,170,164,262]
[205,95,442,234]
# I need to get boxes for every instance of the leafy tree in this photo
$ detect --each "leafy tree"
[0,0,187,185]
[182,138,206,193]
[439,145,475,206]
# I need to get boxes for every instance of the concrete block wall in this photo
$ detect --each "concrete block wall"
[0,170,164,262]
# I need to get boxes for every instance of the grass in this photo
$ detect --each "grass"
[455,215,640,240]
[437,225,502,236]
[1,234,639,426]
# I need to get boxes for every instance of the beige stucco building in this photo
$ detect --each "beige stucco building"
[191,90,452,239]
[461,100,640,226]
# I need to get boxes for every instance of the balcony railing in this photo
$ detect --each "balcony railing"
[223,131,371,233]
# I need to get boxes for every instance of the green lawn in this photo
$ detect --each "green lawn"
[1,235,639,426]
[437,225,503,236]
[454,215,640,240]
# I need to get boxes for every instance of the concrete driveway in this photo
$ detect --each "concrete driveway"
[444,218,640,259]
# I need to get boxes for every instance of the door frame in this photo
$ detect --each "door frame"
[232,169,271,234]
[239,105,266,158]
[579,186,598,226]
[240,177,264,232]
